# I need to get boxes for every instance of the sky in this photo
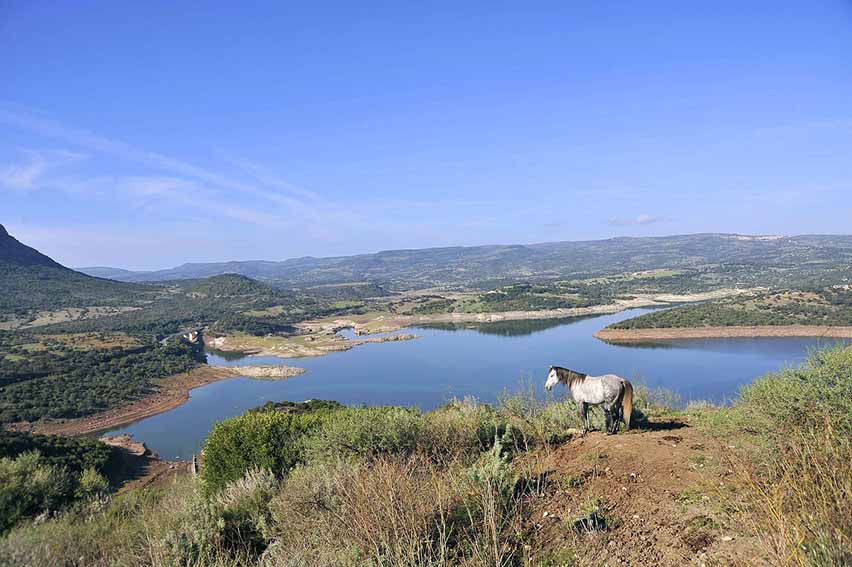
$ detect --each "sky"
[2,1,852,270]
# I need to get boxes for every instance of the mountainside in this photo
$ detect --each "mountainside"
[0,224,65,269]
[95,233,852,290]
[0,225,151,313]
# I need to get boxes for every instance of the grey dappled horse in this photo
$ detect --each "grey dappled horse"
[545,366,633,434]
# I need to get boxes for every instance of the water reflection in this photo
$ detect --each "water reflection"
[105,307,849,460]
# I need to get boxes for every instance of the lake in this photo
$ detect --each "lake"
[105,308,847,459]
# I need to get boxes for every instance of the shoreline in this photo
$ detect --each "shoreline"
[594,325,852,342]
[350,291,740,333]
[211,289,742,359]
[9,363,305,438]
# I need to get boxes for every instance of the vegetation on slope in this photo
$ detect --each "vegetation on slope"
[692,346,852,565]
[101,233,852,290]
[611,287,852,329]
[0,334,201,422]
[2,348,848,566]
[0,223,156,314]
[0,432,114,534]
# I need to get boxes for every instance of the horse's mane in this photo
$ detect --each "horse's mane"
[551,366,587,389]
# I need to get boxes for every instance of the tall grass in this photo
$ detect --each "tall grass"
[704,346,852,567]
[4,352,848,567]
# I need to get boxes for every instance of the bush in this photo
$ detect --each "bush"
[708,346,852,567]
[76,467,109,501]
[739,346,852,433]
[421,398,504,462]
[498,386,583,448]
[201,411,327,494]
[0,451,72,534]
[302,406,423,463]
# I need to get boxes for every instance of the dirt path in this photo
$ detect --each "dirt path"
[595,325,852,342]
[523,418,766,566]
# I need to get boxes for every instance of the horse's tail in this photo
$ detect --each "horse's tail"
[622,381,633,430]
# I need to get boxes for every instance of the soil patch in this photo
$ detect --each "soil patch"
[595,325,852,342]
[521,418,767,566]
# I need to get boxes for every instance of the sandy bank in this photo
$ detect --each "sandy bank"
[343,290,742,334]
[232,365,306,379]
[594,325,852,342]
[207,332,419,359]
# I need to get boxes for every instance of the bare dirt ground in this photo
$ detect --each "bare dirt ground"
[595,325,852,342]
[100,434,192,494]
[207,330,418,358]
[522,418,767,566]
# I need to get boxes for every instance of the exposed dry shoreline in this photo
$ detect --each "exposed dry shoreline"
[351,293,736,334]
[9,363,305,437]
[594,325,852,342]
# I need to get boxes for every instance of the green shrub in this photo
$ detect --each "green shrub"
[498,386,582,447]
[76,466,109,501]
[0,431,114,477]
[0,451,72,534]
[201,410,327,494]
[421,398,504,461]
[739,345,852,432]
[302,406,423,462]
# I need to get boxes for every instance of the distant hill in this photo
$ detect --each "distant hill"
[0,224,151,313]
[182,273,277,297]
[76,266,147,280]
[92,233,852,290]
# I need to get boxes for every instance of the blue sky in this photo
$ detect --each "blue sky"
[2,1,852,269]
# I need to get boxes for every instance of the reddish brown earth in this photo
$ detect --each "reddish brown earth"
[595,325,852,342]
[100,434,192,494]
[522,418,768,566]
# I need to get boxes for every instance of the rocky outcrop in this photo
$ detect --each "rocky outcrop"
[226,365,306,379]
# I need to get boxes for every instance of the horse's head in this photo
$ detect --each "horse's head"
[544,366,560,391]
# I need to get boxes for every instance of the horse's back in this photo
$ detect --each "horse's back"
[575,374,625,404]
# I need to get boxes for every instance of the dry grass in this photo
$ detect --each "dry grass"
[269,455,457,566]
[726,419,851,567]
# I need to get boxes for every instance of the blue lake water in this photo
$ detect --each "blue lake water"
[105,308,848,459]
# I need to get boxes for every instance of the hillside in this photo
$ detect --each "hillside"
[0,224,153,314]
[608,287,852,330]
[2,347,849,566]
[86,233,852,290]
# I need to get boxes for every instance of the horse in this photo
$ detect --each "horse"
[544,366,633,435]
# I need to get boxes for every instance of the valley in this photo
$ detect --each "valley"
[2,224,852,566]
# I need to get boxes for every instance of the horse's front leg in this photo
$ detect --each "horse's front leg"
[604,407,613,435]
[578,402,588,435]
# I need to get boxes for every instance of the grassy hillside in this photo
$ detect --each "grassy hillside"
[94,233,852,290]
[610,287,852,329]
[1,347,849,566]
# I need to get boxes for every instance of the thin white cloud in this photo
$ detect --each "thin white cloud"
[608,213,665,226]
[0,148,85,190]
[636,213,661,225]
[2,108,307,201]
